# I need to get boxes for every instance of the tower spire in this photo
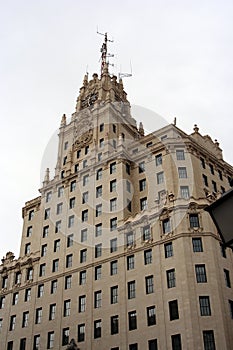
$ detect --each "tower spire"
[97,30,113,76]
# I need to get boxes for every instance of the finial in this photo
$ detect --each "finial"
[61,114,66,127]
[173,117,177,126]
[139,122,145,136]
[44,168,50,184]
[193,124,199,133]
[83,74,88,87]
[214,139,219,147]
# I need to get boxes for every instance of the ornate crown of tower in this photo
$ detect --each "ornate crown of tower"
[75,33,129,111]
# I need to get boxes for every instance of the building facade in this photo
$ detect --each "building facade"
[1,40,233,350]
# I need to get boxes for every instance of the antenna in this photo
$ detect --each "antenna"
[97,28,114,75]
[119,61,133,79]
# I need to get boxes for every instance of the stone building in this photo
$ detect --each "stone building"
[1,37,233,350]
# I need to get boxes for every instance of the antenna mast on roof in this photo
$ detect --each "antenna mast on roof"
[97,28,114,75]
[119,61,133,80]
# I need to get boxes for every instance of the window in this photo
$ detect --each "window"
[37,284,44,298]
[164,242,173,258]
[29,209,34,220]
[15,271,22,285]
[81,228,87,242]
[148,339,158,350]
[79,270,87,285]
[69,197,75,209]
[12,292,19,305]
[64,299,71,317]
[200,157,206,169]
[96,168,102,180]
[27,226,32,237]
[110,238,117,253]
[24,288,31,302]
[95,243,102,258]
[55,220,61,233]
[111,315,119,334]
[212,180,217,192]
[167,269,176,288]
[129,344,138,350]
[0,296,5,309]
[70,180,76,192]
[144,249,152,265]
[139,178,146,191]
[22,311,29,328]
[126,163,131,175]
[33,335,40,350]
[142,225,151,241]
[112,124,116,133]
[41,243,47,256]
[162,218,171,233]
[155,154,162,166]
[85,145,89,154]
[218,170,223,180]
[24,243,31,255]
[127,199,132,212]
[111,286,118,304]
[220,243,226,258]
[110,179,117,192]
[78,324,85,342]
[189,214,200,228]
[98,152,102,161]
[66,254,72,268]
[79,295,86,312]
[52,259,59,272]
[9,315,16,330]
[96,204,102,217]
[176,150,185,160]
[27,267,33,280]
[64,141,68,150]
[83,175,89,186]
[178,167,187,178]
[47,331,54,349]
[39,263,46,277]
[95,223,102,237]
[82,191,88,204]
[100,123,104,132]
[192,238,203,252]
[99,138,104,148]
[63,156,67,166]
[82,209,88,222]
[80,249,87,263]
[199,296,211,316]
[126,180,131,192]
[110,260,118,275]
[224,269,231,288]
[180,186,189,199]
[145,275,154,294]
[58,186,64,197]
[68,215,74,227]
[221,186,225,194]
[51,280,58,294]
[94,319,102,338]
[195,264,207,283]
[209,163,214,175]
[54,239,60,252]
[203,330,216,350]
[110,198,117,211]
[229,300,233,319]
[140,197,147,210]
[128,311,137,330]
[44,208,50,220]
[94,291,102,308]
[110,217,117,231]
[49,304,56,320]
[56,202,63,215]
[35,308,42,324]
[75,163,79,172]
[65,275,72,289]
[110,162,116,174]
[147,142,152,148]
[67,234,73,247]
[157,171,164,184]
[62,328,69,346]
[203,174,208,187]
[169,300,179,320]
[96,185,102,198]
[147,306,156,326]
[43,225,49,237]
[1,276,8,289]
[128,281,136,299]
[127,255,135,270]
[139,161,145,173]
[95,265,102,280]
[171,334,182,350]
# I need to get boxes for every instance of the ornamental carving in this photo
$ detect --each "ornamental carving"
[73,129,93,150]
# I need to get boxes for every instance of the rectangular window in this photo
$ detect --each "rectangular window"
[129,344,138,350]
[83,175,89,186]
[39,264,46,277]
[68,215,74,227]
[139,161,145,173]
[95,223,102,237]
[94,319,101,338]
[142,225,151,241]
[111,315,119,334]
[110,179,117,192]
[82,191,88,204]
[95,203,102,216]
[126,231,134,247]
[209,164,214,175]
[69,197,75,209]
[7,342,13,350]
[111,286,118,304]
[176,150,185,160]
[24,243,31,255]
[100,123,104,132]
[127,255,135,270]
[192,238,203,252]
[99,138,104,148]
[54,239,60,252]
[47,331,55,349]
[203,330,216,350]
[224,269,231,288]
[43,225,49,237]
[155,154,162,166]
[78,324,85,342]
[24,288,31,302]
[41,243,47,257]
[139,178,146,191]
[110,238,117,253]
[113,124,116,133]
[28,209,34,220]
[128,280,136,299]
[110,162,116,174]
[64,299,71,317]
[110,198,117,211]
[146,275,154,294]
[35,308,42,324]
[12,292,19,305]
[167,269,176,288]
[79,270,87,285]
[9,315,16,330]
[65,275,72,289]
[212,180,217,192]
[148,339,158,350]
[56,202,63,215]
[126,180,131,192]
[27,226,32,237]
[94,291,102,308]
[37,284,44,298]
[51,280,57,294]
[199,296,211,316]
[96,168,102,180]
[62,327,69,346]
[55,220,61,233]
[80,249,87,263]
[171,334,182,350]
[180,186,189,199]
[49,304,56,320]
[229,300,233,319]
[164,242,173,258]
[81,228,87,242]
[15,271,22,285]
[79,295,86,312]
[195,264,207,283]
[126,163,131,175]
[33,335,40,350]
[110,217,117,231]
[58,186,64,197]
[162,218,171,233]
[169,300,179,320]
[98,152,102,162]
[52,259,59,272]
[82,209,88,222]
[44,208,50,220]
[85,145,89,154]
[147,306,156,326]
[20,338,26,350]
[96,185,102,198]
[203,174,208,187]
[140,197,147,210]
[95,243,102,258]
[144,249,152,265]
[110,260,118,275]
[66,254,72,268]
[67,234,73,247]
[189,214,200,228]
[95,265,102,280]
[178,167,187,178]
[128,311,137,330]
[22,311,29,328]
[157,171,164,184]
[70,180,76,192]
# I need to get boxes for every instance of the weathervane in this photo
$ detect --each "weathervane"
[97,29,114,75]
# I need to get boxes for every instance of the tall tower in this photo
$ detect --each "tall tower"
[1,36,233,350]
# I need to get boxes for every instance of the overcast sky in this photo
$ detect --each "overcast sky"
[1,0,233,259]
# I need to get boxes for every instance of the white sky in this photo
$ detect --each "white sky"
[1,0,233,259]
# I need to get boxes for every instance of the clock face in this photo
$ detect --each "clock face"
[81,92,98,109]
